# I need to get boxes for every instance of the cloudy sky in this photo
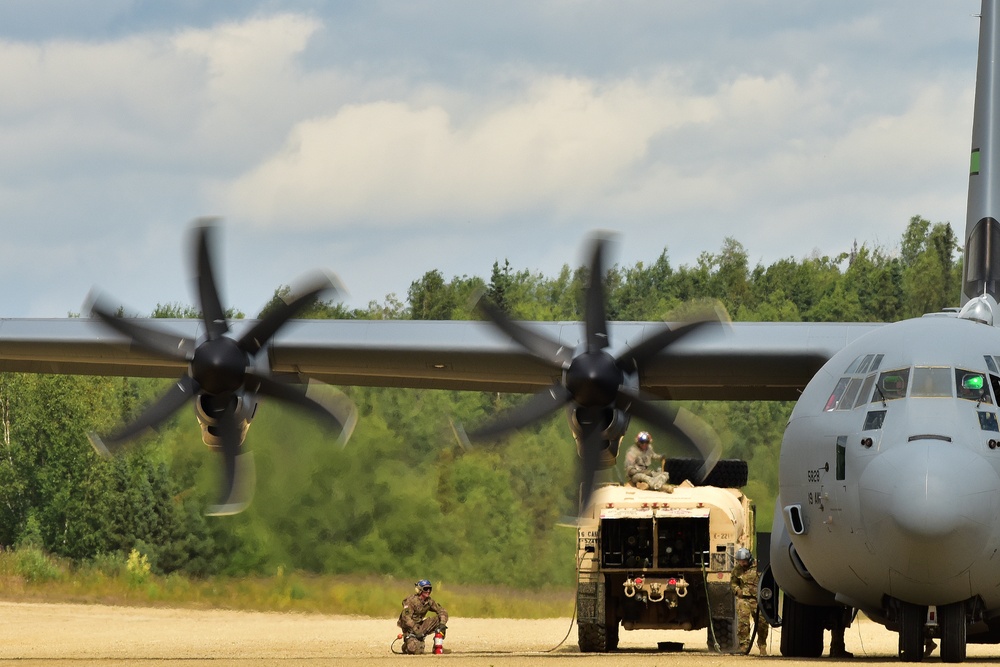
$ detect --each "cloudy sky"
[0,1,983,318]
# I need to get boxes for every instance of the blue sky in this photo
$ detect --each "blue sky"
[0,1,983,317]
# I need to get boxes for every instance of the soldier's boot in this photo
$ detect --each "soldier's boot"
[403,635,425,655]
[758,643,767,656]
[830,634,853,658]
[924,639,937,658]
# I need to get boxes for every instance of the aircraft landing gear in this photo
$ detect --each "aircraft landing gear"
[939,601,967,663]
[897,601,927,662]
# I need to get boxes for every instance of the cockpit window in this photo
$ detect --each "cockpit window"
[854,374,877,409]
[875,368,909,401]
[985,355,998,374]
[846,353,885,376]
[911,367,952,397]
[825,377,850,411]
[957,369,992,403]
[844,356,864,375]
[869,354,884,373]
[839,377,863,410]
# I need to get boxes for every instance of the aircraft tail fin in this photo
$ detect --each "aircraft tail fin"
[963,0,1000,304]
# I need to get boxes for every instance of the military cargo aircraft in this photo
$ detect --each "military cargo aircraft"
[0,1,996,662]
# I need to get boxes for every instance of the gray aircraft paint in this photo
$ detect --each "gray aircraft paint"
[965,0,1000,303]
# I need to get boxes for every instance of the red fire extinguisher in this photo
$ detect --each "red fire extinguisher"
[433,630,444,654]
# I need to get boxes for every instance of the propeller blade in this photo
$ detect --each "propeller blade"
[206,415,255,516]
[468,383,573,441]
[90,376,199,455]
[584,237,610,354]
[249,373,357,445]
[193,222,230,340]
[89,293,195,362]
[618,391,722,482]
[671,405,723,483]
[476,296,573,369]
[620,318,718,370]
[239,271,339,356]
[577,411,605,513]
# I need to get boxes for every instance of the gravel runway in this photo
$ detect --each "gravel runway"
[0,601,998,665]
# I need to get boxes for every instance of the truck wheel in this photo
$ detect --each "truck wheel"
[606,617,620,650]
[707,618,735,652]
[578,623,607,652]
[665,458,749,488]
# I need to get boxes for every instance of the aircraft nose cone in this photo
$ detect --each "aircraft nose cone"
[859,441,1000,580]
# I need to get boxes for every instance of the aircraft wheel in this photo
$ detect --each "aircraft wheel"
[898,601,926,662]
[940,601,967,663]
[779,595,824,657]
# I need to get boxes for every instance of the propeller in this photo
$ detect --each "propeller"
[88,220,350,515]
[469,236,723,512]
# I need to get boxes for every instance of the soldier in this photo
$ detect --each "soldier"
[624,431,672,491]
[829,608,854,658]
[397,579,449,655]
[731,547,768,655]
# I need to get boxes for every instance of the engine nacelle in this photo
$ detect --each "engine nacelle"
[194,390,258,450]
[569,406,628,468]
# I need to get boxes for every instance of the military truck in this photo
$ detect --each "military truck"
[575,458,754,652]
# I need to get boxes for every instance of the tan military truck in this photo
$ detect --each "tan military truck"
[576,458,755,652]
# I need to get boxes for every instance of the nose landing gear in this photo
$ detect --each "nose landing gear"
[895,599,967,663]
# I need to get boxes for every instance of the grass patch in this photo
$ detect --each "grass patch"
[0,550,575,618]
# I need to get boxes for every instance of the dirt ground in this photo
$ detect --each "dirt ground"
[0,601,998,666]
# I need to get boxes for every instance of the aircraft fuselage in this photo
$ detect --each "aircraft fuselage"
[779,312,1000,623]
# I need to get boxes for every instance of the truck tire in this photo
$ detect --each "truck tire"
[578,623,607,652]
[707,617,736,652]
[665,458,749,488]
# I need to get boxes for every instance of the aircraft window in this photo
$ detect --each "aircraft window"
[979,412,999,432]
[838,378,863,410]
[957,369,992,403]
[854,374,876,409]
[986,355,999,374]
[856,354,875,375]
[863,410,886,431]
[844,356,864,375]
[911,367,952,398]
[869,354,884,373]
[825,378,850,411]
[875,369,909,401]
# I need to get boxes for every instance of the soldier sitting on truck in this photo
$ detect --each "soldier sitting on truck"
[731,548,768,655]
[624,431,672,492]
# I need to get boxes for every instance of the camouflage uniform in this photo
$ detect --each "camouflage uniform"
[624,443,670,490]
[397,593,449,654]
[731,561,768,654]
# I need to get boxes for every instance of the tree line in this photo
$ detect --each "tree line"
[0,215,961,589]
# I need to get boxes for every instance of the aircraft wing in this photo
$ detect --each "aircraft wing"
[0,318,883,401]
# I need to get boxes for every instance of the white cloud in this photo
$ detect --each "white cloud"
[0,2,982,316]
